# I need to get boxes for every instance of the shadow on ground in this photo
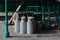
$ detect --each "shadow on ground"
[35,28,58,34]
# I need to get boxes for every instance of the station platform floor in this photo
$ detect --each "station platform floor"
[0,22,60,40]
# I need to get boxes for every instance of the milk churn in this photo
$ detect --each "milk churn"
[20,16,27,34]
[27,17,35,34]
[14,13,20,33]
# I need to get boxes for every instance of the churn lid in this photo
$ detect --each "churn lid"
[21,16,26,20]
[28,16,34,20]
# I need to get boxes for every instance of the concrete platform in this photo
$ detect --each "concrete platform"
[0,22,60,40]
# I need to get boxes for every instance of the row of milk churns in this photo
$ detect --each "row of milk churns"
[14,15,35,34]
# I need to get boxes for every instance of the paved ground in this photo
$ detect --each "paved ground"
[0,21,60,40]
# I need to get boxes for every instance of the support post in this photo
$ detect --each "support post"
[4,0,10,38]
[42,6,45,24]
[36,7,38,21]
[47,0,50,27]
[48,6,50,27]
[57,3,60,27]
[56,3,60,30]
[54,4,58,27]
[41,0,45,24]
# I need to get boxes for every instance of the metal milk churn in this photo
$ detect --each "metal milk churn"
[20,16,27,34]
[14,13,20,33]
[27,17,35,34]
